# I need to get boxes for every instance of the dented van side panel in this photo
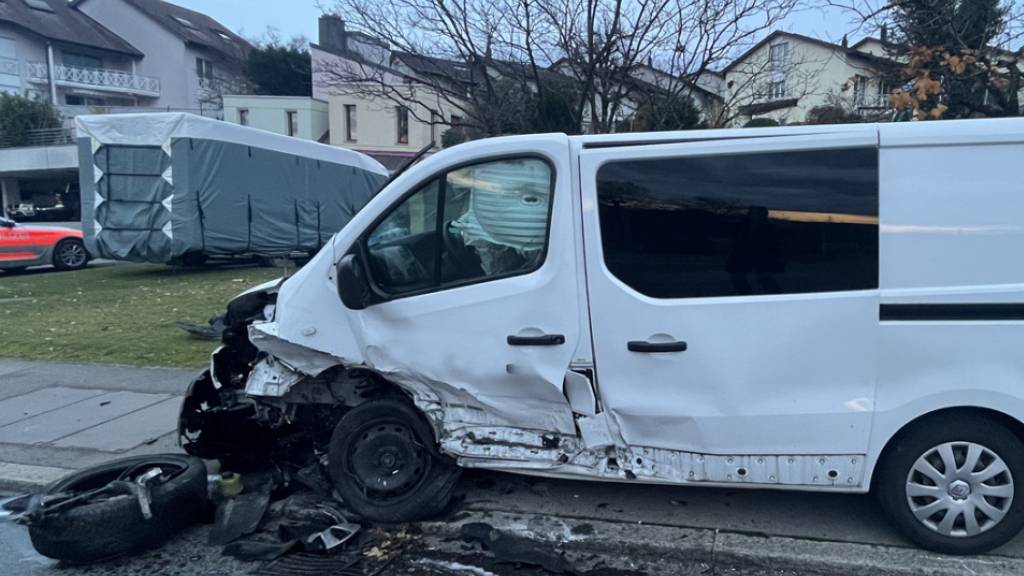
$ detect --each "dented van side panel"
[243,134,586,464]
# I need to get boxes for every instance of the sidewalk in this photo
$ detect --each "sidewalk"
[0,358,195,491]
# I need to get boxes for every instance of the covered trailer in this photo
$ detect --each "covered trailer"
[75,113,388,264]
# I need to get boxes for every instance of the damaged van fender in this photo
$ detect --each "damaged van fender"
[181,121,1024,555]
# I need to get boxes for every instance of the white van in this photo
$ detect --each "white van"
[180,119,1024,555]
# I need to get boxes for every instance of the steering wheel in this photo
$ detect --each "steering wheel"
[442,224,482,277]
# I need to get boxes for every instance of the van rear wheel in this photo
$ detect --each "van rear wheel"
[327,397,460,523]
[875,415,1024,554]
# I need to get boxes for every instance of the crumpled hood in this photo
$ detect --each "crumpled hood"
[233,277,285,301]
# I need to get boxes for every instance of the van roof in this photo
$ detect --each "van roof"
[572,117,1024,149]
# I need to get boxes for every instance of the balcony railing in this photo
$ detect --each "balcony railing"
[25,61,161,97]
[59,104,222,120]
[0,56,17,76]
[0,127,75,149]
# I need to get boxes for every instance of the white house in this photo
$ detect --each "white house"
[1,0,251,222]
[722,31,892,125]
[311,17,464,169]
[223,95,329,142]
[0,0,148,108]
[73,0,251,114]
[0,0,147,220]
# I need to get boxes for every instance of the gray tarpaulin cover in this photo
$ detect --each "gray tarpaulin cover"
[76,113,388,263]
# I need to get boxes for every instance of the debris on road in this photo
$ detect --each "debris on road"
[16,454,208,564]
[176,315,226,341]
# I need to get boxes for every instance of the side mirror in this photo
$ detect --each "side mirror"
[336,252,372,310]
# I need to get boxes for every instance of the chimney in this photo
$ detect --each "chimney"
[319,15,347,52]
[841,34,848,48]
[880,25,888,44]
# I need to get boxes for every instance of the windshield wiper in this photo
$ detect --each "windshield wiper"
[375,141,435,194]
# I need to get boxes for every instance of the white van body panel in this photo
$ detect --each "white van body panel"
[236,119,1024,494]
[860,124,1024,483]
[579,132,879,460]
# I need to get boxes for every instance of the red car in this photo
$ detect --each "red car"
[0,217,89,272]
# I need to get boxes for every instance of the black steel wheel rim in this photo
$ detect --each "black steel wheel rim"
[346,417,431,503]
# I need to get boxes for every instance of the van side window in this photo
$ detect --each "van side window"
[366,180,440,293]
[364,157,553,297]
[596,148,879,299]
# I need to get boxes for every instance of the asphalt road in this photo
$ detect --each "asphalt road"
[4,465,1024,575]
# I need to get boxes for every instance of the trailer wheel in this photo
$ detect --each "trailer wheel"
[327,397,460,522]
[875,415,1024,555]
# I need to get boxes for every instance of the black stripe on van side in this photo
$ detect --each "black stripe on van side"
[880,303,1024,321]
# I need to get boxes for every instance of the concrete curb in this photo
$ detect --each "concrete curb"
[0,462,71,493]
[420,510,1024,576]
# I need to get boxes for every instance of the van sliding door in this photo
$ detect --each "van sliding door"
[580,132,880,460]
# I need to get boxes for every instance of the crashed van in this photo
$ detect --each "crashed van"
[180,118,1024,555]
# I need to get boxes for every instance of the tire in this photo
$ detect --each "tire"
[179,252,208,268]
[28,454,208,564]
[875,415,1024,555]
[52,238,89,271]
[327,397,460,523]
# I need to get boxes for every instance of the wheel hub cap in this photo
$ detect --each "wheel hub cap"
[947,479,971,501]
[906,441,1014,538]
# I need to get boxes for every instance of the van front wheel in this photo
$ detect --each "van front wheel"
[327,397,460,523]
[876,416,1024,554]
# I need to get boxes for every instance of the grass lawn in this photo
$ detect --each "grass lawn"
[0,263,283,369]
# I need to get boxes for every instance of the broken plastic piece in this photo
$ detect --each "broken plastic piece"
[304,521,360,552]
[209,481,272,545]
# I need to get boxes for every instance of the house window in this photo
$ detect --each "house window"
[344,104,357,141]
[195,57,214,81]
[0,36,18,94]
[65,94,106,106]
[396,106,409,144]
[768,80,787,100]
[23,0,55,13]
[63,52,103,70]
[430,111,440,144]
[769,42,788,68]
[238,109,249,126]
[174,15,200,30]
[853,75,869,105]
[596,147,879,299]
[286,111,298,137]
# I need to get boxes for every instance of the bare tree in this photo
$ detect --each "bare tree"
[319,0,806,135]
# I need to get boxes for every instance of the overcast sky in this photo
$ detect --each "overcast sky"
[172,0,870,51]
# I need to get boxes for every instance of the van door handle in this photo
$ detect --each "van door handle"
[628,340,687,353]
[507,334,566,346]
